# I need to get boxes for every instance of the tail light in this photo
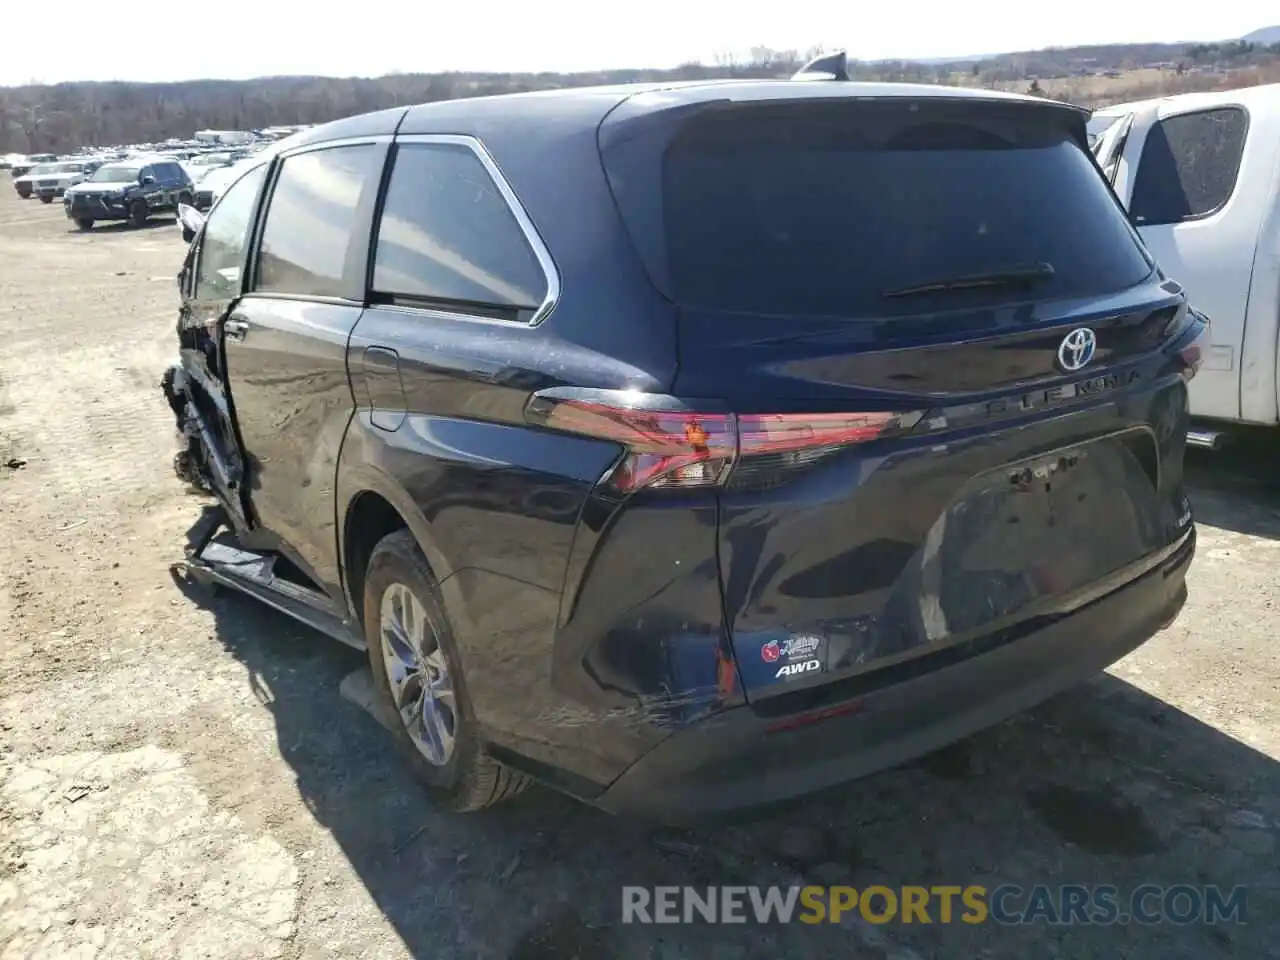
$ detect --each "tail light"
[765,699,865,734]
[1165,306,1211,381]
[526,395,736,494]
[526,388,922,495]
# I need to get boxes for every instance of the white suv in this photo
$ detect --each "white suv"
[28,161,93,204]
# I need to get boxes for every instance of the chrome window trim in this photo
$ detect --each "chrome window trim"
[275,133,396,159]
[382,133,561,327]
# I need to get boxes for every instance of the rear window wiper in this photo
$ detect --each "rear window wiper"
[882,262,1056,299]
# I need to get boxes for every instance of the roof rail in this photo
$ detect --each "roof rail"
[791,51,850,82]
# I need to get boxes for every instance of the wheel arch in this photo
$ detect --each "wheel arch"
[336,461,453,629]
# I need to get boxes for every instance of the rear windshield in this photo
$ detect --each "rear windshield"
[654,101,1152,318]
[91,165,141,182]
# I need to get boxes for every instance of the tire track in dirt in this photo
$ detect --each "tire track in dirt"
[0,214,191,685]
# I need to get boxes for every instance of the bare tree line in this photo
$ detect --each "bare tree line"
[3,43,1278,153]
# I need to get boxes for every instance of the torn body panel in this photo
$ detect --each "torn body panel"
[162,360,249,533]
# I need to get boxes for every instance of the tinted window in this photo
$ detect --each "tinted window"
[195,165,267,301]
[1129,108,1247,226]
[372,142,547,312]
[255,145,380,298]
[90,164,140,182]
[644,101,1152,318]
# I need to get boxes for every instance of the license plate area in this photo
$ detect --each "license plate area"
[885,431,1166,642]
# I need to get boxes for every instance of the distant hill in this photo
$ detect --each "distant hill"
[946,42,1194,78]
[2,33,1280,154]
[1241,25,1280,45]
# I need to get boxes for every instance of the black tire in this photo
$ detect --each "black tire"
[363,528,529,811]
[75,218,94,231]
[39,195,52,204]
[129,199,149,228]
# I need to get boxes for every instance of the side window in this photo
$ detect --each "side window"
[1129,108,1247,225]
[371,142,548,315]
[165,163,184,184]
[253,145,380,299]
[194,164,268,301]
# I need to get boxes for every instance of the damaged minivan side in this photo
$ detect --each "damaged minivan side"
[163,79,1205,822]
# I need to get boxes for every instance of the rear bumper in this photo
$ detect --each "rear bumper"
[595,528,1193,822]
[65,197,130,221]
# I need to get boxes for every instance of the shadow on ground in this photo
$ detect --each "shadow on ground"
[68,217,179,235]
[1185,434,1280,540]
[170,455,1280,958]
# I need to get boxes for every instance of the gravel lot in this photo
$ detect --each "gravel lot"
[0,186,1277,960]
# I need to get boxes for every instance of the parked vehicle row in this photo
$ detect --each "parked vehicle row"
[8,129,284,206]
[5,153,57,182]
[163,62,1206,821]
[8,141,271,230]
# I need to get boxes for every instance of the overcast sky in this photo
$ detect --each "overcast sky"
[0,2,1269,86]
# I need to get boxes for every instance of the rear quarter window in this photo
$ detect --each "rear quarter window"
[1129,107,1248,226]
[618,100,1155,319]
[370,141,548,318]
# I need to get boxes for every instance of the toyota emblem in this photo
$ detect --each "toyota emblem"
[1057,327,1097,372]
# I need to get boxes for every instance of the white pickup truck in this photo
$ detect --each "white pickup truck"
[1089,83,1280,449]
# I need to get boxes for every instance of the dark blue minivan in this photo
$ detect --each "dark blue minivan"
[165,75,1206,820]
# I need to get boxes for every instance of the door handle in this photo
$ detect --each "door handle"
[224,317,250,341]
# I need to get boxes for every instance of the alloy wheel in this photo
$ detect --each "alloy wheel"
[378,582,457,766]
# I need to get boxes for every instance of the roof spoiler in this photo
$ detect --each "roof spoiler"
[791,51,850,82]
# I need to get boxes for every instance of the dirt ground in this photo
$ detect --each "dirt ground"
[0,186,1277,960]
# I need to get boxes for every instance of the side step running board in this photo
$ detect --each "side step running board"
[1186,428,1228,451]
[184,507,366,651]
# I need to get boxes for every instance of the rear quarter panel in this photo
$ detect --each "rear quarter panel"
[333,317,670,790]
[336,110,696,788]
